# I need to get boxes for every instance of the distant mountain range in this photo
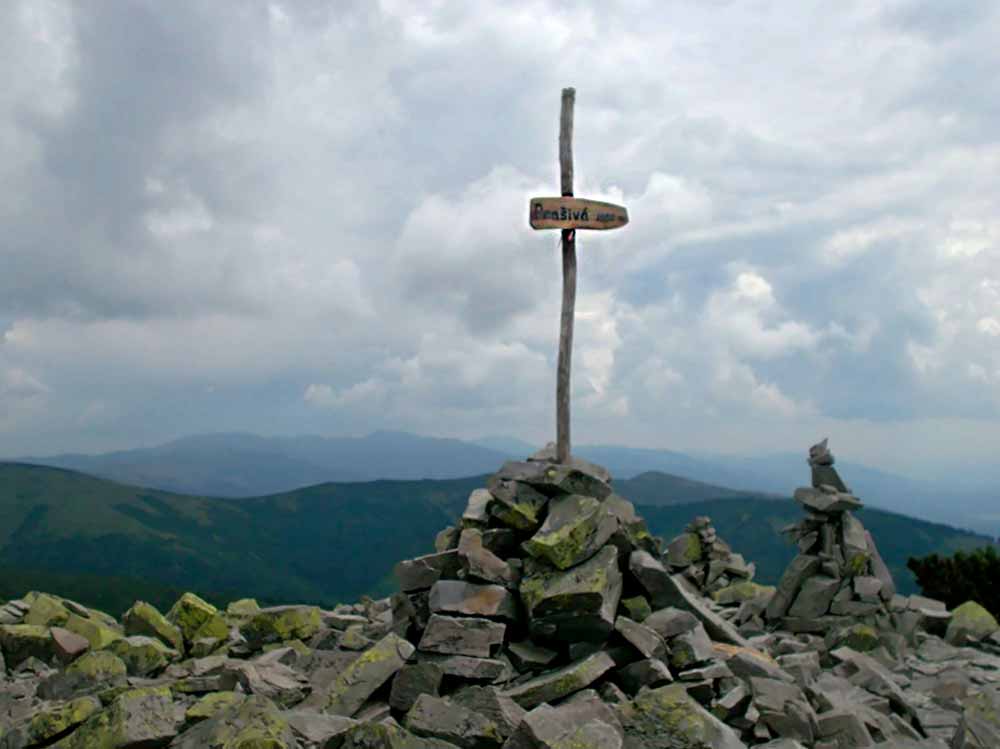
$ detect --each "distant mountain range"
[0,462,995,616]
[13,431,999,534]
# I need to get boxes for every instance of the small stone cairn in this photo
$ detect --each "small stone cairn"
[765,439,898,636]
[663,517,774,635]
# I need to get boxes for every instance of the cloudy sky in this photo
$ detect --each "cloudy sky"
[2,0,999,481]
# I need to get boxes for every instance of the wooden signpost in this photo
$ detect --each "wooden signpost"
[530,88,629,464]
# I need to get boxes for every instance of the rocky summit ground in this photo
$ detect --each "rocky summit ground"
[2,448,1000,748]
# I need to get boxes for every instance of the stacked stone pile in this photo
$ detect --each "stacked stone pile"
[663,516,775,636]
[765,440,898,642]
[4,443,1000,747]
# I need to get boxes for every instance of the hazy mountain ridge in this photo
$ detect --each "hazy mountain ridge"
[17,431,999,534]
[0,462,994,618]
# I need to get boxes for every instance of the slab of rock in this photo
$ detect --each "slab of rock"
[166,592,227,650]
[418,614,506,658]
[615,683,747,749]
[108,634,177,676]
[946,601,1000,645]
[417,653,511,683]
[450,686,526,738]
[463,488,494,526]
[618,658,673,694]
[522,494,617,570]
[395,551,462,593]
[458,529,516,586]
[787,575,841,619]
[50,626,90,664]
[429,581,518,622]
[53,686,177,748]
[122,600,184,653]
[527,443,613,484]
[338,721,460,749]
[486,478,549,531]
[390,662,444,712]
[670,624,715,670]
[793,487,861,514]
[766,555,822,620]
[242,605,323,648]
[319,632,415,717]
[644,607,699,639]
[508,691,624,749]
[506,640,558,672]
[404,694,504,749]
[286,709,358,746]
[615,616,667,660]
[520,545,622,642]
[501,651,616,708]
[494,460,613,499]
[172,694,296,748]
[667,532,703,568]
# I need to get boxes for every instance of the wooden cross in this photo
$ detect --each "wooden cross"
[529,88,629,464]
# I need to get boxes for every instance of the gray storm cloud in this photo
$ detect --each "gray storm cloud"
[1,0,999,480]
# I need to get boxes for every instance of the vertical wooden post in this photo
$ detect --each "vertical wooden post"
[556,88,576,465]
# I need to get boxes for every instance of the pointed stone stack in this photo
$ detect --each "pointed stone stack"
[766,439,897,637]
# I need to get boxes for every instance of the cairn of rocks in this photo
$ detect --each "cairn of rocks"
[6,441,1000,747]
[663,516,775,636]
[766,440,898,637]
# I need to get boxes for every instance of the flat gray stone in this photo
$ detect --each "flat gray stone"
[404,694,504,749]
[794,487,862,513]
[418,614,506,658]
[614,616,667,660]
[766,555,822,620]
[389,662,443,713]
[507,691,624,749]
[395,551,461,593]
[506,640,557,672]
[417,653,511,682]
[617,658,673,694]
[463,489,493,525]
[450,686,526,738]
[501,652,616,708]
[458,529,516,586]
[319,632,415,717]
[788,575,841,619]
[429,581,518,622]
[494,460,613,499]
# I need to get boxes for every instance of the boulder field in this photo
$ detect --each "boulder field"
[2,442,999,748]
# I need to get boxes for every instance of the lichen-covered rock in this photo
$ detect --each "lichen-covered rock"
[501,651,616,708]
[108,635,177,676]
[185,691,247,723]
[171,694,294,748]
[66,648,128,681]
[404,694,504,748]
[485,478,548,532]
[318,632,415,717]
[338,721,459,749]
[241,605,323,648]
[63,613,122,651]
[166,593,228,650]
[18,696,101,746]
[0,624,54,669]
[51,686,177,748]
[615,684,747,749]
[522,494,617,570]
[226,598,261,618]
[22,593,71,628]
[667,533,703,569]
[395,551,463,593]
[520,545,622,643]
[122,601,184,652]
[946,601,1000,645]
[712,582,775,606]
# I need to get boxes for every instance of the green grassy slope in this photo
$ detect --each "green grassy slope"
[1,462,992,611]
